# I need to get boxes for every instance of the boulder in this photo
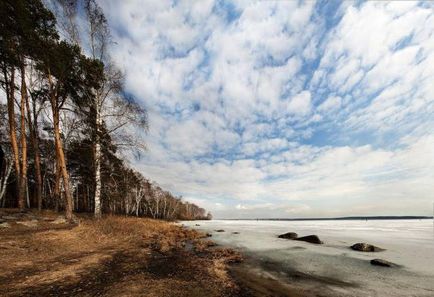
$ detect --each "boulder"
[232,232,240,234]
[206,233,212,237]
[370,259,395,267]
[278,232,298,239]
[351,243,384,252]
[294,235,323,244]
[195,224,200,226]
[215,229,225,232]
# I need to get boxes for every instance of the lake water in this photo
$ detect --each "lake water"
[182,219,434,296]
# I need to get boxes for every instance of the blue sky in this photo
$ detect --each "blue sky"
[99,0,434,218]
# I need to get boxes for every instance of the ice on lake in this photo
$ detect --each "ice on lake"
[183,219,434,297]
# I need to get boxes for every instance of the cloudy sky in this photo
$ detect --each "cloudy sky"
[99,0,434,218]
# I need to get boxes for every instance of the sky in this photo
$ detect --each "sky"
[98,0,434,219]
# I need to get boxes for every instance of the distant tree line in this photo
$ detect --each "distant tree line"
[0,0,211,221]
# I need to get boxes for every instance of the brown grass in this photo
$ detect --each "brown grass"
[0,210,243,297]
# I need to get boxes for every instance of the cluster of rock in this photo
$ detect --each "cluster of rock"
[351,242,384,252]
[350,242,396,267]
[278,232,323,244]
[277,231,397,268]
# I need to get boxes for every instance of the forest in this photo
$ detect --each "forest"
[0,0,211,222]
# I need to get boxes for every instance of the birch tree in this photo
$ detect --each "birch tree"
[52,0,148,218]
[0,146,13,206]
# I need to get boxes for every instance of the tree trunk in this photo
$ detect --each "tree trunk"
[34,133,43,210]
[94,102,102,218]
[47,71,73,221]
[5,67,23,207]
[25,88,43,210]
[52,108,73,221]
[0,157,13,206]
[18,64,28,210]
[54,160,61,212]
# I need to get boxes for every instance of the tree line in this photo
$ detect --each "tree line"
[0,0,211,221]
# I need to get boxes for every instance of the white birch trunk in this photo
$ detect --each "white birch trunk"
[94,101,102,218]
[0,158,12,206]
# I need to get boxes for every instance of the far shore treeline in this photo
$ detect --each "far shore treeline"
[0,0,211,221]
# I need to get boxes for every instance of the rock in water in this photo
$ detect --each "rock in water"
[370,259,395,267]
[351,243,384,252]
[294,235,323,244]
[232,232,240,234]
[215,229,225,232]
[195,224,200,226]
[278,232,298,239]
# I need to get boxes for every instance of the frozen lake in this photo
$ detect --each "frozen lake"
[182,219,434,296]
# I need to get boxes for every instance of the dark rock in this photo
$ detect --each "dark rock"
[195,224,200,226]
[351,243,384,252]
[215,229,225,232]
[278,232,298,239]
[232,232,239,234]
[206,233,212,237]
[294,235,323,244]
[370,259,395,267]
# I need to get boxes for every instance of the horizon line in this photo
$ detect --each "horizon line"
[213,215,434,221]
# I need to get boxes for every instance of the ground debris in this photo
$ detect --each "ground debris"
[0,209,242,297]
[16,220,38,228]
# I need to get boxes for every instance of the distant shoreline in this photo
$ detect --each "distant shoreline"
[218,216,433,221]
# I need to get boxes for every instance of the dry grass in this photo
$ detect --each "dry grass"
[0,210,243,297]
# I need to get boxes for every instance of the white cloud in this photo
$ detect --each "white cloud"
[287,91,312,115]
[97,1,434,218]
[318,95,342,112]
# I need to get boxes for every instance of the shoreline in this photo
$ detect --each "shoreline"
[184,219,434,297]
[2,209,433,296]
[226,250,361,297]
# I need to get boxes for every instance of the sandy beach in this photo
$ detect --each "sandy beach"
[183,219,434,297]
